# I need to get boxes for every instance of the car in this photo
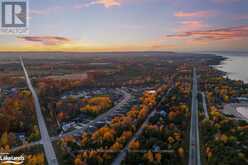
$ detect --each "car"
[95,121,106,128]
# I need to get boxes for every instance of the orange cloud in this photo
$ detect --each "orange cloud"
[185,39,209,45]
[86,0,121,8]
[175,11,215,18]
[1,36,177,52]
[177,20,208,31]
[17,36,71,45]
[166,25,248,41]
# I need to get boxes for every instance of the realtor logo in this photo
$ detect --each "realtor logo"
[0,153,25,164]
[1,0,29,35]
[2,1,27,27]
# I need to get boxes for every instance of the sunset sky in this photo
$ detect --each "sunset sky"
[0,0,248,52]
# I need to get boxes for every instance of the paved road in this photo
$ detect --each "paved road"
[20,57,59,165]
[201,92,209,119]
[53,89,132,139]
[11,141,41,152]
[112,87,173,165]
[188,68,201,165]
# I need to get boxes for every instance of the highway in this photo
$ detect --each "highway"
[201,92,209,119]
[112,87,173,165]
[20,57,59,165]
[188,68,201,165]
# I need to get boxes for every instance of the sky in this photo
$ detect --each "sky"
[0,0,248,52]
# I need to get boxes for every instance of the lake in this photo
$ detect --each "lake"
[214,53,248,83]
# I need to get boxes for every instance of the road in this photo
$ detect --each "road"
[112,87,173,165]
[20,57,59,165]
[188,68,201,165]
[12,89,132,150]
[11,141,41,152]
[201,92,209,119]
[53,89,132,139]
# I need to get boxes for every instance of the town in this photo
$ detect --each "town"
[0,52,247,165]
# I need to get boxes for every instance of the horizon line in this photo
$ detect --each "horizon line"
[0,50,247,54]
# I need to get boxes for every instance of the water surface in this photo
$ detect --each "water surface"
[215,53,248,83]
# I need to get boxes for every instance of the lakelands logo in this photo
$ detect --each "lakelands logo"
[0,0,29,35]
[0,153,24,164]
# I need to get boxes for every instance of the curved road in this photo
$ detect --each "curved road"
[20,57,59,165]
[58,89,131,138]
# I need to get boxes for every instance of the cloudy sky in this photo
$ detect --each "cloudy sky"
[0,0,248,52]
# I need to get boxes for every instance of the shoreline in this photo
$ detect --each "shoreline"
[213,54,248,83]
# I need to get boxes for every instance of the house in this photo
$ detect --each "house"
[152,145,160,152]
[16,132,26,144]
[147,90,156,94]
[236,97,248,103]
[160,110,167,118]
[62,122,76,132]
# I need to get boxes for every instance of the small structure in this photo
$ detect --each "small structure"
[147,90,156,94]
[236,97,248,103]
[160,111,167,118]
[16,132,26,144]
[152,145,160,153]
[62,122,76,132]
